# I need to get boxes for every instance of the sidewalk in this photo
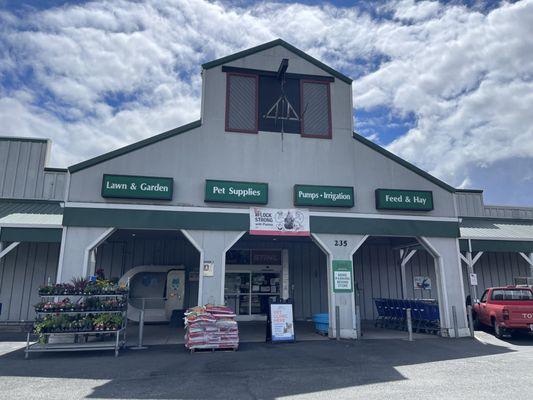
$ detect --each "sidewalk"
[1,331,532,399]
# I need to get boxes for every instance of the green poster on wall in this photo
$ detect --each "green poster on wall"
[332,260,353,293]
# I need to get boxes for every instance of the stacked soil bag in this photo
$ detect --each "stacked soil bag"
[184,305,239,351]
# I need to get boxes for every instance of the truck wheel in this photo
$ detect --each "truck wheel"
[493,320,503,339]
[472,313,480,330]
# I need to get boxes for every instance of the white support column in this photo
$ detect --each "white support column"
[0,242,20,260]
[312,233,368,339]
[399,249,417,299]
[57,226,115,282]
[419,236,470,338]
[182,230,245,306]
[518,252,533,277]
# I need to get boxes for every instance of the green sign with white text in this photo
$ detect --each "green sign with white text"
[205,180,268,204]
[375,189,433,211]
[294,185,354,207]
[101,174,173,200]
[332,260,353,293]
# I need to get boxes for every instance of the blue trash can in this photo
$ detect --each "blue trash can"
[312,313,329,335]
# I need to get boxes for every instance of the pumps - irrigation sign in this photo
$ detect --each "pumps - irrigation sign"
[101,174,173,200]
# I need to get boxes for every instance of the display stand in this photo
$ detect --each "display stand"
[266,299,295,343]
[25,292,128,359]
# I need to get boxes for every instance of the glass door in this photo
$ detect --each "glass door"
[224,272,251,316]
[225,270,281,319]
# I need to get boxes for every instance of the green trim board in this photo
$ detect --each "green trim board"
[69,120,201,173]
[352,132,456,193]
[375,189,433,211]
[102,174,173,200]
[459,239,533,253]
[205,180,268,204]
[202,38,353,84]
[221,66,335,82]
[62,206,459,237]
[63,207,250,231]
[311,216,460,238]
[0,227,62,243]
[332,260,353,293]
[294,185,354,207]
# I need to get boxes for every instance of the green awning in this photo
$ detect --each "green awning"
[0,227,62,243]
[460,218,533,252]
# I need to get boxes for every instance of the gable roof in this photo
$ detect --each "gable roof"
[69,120,201,173]
[352,132,456,193]
[202,38,353,85]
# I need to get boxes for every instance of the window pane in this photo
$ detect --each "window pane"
[226,74,257,132]
[301,81,331,137]
[491,289,533,301]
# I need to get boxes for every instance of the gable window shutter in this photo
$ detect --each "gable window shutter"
[225,73,258,133]
[301,81,332,138]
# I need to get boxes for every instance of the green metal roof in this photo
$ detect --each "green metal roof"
[0,199,63,219]
[460,218,533,241]
[202,39,353,85]
[352,132,456,193]
[69,120,201,173]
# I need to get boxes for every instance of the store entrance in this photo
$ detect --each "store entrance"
[225,268,282,321]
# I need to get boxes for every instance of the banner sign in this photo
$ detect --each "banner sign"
[250,208,310,236]
[205,180,268,204]
[414,276,432,290]
[332,260,353,293]
[294,185,354,207]
[270,303,295,342]
[102,174,173,200]
[375,189,433,211]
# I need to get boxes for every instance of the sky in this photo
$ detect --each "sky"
[0,0,532,206]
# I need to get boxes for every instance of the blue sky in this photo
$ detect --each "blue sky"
[0,0,532,206]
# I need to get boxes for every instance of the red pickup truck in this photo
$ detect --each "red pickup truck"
[473,286,533,338]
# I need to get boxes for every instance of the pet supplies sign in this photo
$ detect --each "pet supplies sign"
[270,303,295,342]
[249,208,310,236]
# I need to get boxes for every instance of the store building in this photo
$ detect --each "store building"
[1,39,532,338]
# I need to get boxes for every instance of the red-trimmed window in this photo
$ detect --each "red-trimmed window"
[225,73,258,133]
[300,80,332,139]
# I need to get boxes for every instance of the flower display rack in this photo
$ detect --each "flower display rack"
[25,282,129,359]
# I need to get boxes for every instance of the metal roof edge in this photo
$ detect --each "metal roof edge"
[460,216,533,224]
[0,136,50,143]
[455,189,483,193]
[68,120,202,173]
[352,132,456,193]
[44,167,68,172]
[201,38,353,84]
[0,198,63,205]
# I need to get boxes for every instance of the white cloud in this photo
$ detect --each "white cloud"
[0,0,532,205]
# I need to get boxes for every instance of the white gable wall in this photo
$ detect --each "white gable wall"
[67,45,456,218]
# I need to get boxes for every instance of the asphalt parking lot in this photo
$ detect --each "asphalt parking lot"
[0,331,532,400]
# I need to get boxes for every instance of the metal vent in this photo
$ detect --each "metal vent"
[227,74,257,132]
[302,82,330,137]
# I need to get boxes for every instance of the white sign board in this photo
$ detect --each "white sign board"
[270,303,295,342]
[202,261,214,277]
[414,276,432,290]
[469,273,478,286]
[250,208,310,236]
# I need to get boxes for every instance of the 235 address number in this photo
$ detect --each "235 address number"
[334,240,348,247]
